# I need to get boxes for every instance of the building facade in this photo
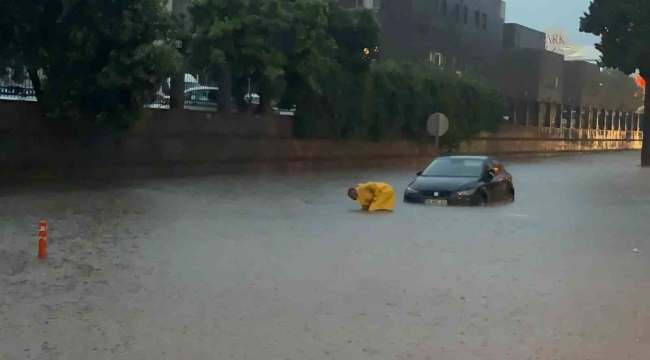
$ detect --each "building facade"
[503,23,545,50]
[349,0,506,83]
[339,0,642,118]
[338,0,381,10]
[563,61,601,107]
[498,48,564,103]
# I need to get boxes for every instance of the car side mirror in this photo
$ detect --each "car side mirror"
[416,171,423,176]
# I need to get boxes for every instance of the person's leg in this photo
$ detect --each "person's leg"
[384,188,395,210]
[369,188,395,211]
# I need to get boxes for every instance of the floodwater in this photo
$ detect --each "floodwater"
[1,151,650,360]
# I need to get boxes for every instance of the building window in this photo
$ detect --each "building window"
[474,10,480,27]
[430,51,443,66]
[481,13,487,29]
[439,0,447,17]
[462,6,468,24]
[454,4,460,23]
[554,77,559,89]
[356,0,380,9]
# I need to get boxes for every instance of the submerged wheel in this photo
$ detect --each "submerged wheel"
[507,187,515,203]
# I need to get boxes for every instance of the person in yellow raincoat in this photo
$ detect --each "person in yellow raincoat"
[347,182,395,211]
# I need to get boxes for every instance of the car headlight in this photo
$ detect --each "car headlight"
[405,187,419,194]
[456,189,476,196]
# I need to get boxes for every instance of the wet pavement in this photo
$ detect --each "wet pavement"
[1,151,650,360]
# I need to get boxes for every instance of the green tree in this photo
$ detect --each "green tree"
[1,0,181,135]
[188,0,378,119]
[187,0,291,113]
[362,62,505,148]
[596,68,643,111]
[0,0,62,98]
[284,1,380,138]
[580,0,650,165]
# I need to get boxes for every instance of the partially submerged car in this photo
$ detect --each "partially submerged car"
[404,156,514,206]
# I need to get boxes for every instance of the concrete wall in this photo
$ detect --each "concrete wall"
[460,137,641,155]
[133,109,293,139]
[458,124,642,155]
[0,102,293,138]
[1,135,439,170]
[0,101,438,169]
[0,101,643,171]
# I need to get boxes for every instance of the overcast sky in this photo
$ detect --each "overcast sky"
[505,0,599,47]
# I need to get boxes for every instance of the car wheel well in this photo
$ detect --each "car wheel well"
[478,189,489,205]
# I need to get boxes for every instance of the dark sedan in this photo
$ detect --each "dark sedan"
[403,156,515,206]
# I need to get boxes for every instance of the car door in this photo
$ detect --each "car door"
[490,159,510,201]
[481,161,500,200]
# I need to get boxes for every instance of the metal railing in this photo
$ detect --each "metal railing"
[0,71,294,116]
[505,98,644,138]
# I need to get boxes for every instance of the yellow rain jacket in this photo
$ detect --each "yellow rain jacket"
[356,182,395,211]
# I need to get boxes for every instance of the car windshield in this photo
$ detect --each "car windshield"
[421,158,484,177]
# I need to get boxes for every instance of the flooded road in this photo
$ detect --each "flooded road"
[2,151,650,359]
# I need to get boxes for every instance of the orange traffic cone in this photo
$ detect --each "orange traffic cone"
[39,221,47,237]
[38,221,47,259]
[38,237,47,259]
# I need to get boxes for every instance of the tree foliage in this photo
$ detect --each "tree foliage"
[1,0,182,135]
[188,0,292,112]
[597,68,643,111]
[580,1,650,77]
[287,2,380,137]
[187,0,503,147]
[2,0,506,146]
[580,0,650,165]
[188,0,378,114]
[309,61,506,149]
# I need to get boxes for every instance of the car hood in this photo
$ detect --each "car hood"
[409,176,479,192]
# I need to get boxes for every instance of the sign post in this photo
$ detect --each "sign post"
[427,113,449,155]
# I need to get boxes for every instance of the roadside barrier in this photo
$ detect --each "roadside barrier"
[38,221,47,259]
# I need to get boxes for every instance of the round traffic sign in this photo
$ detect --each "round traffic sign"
[427,113,449,136]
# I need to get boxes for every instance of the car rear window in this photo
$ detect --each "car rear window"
[422,158,484,177]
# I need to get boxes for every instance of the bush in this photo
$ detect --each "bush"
[293,61,506,150]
